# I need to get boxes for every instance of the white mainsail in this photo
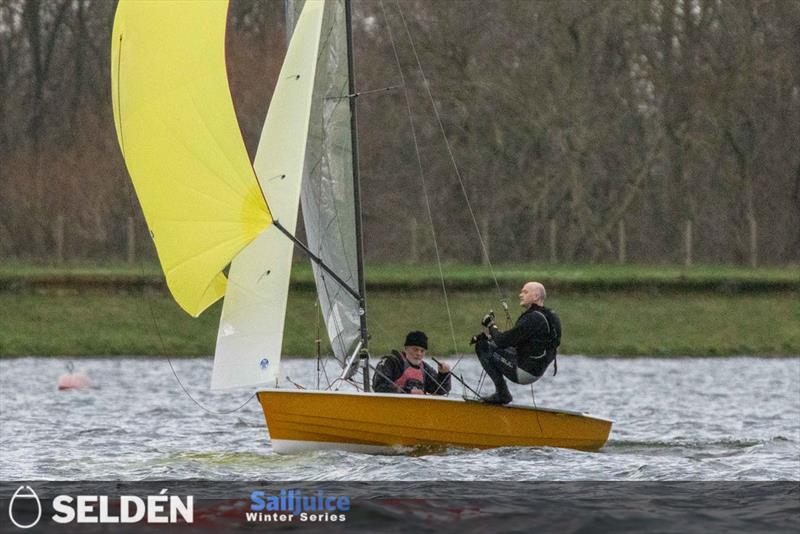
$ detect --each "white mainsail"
[211,1,325,390]
[289,0,362,364]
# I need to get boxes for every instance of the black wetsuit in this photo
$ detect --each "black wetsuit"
[372,350,451,395]
[475,304,561,395]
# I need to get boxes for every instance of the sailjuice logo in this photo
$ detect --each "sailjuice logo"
[247,489,350,523]
[8,486,42,529]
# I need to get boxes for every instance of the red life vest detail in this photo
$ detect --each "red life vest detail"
[393,356,425,392]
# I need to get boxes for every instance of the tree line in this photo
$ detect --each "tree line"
[1,0,798,266]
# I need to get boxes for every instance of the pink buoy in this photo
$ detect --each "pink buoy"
[57,362,90,390]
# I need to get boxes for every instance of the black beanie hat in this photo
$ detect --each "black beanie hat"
[404,330,428,349]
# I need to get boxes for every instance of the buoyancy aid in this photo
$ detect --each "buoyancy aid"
[527,308,560,376]
[393,354,425,393]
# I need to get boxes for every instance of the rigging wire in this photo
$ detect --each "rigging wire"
[392,0,512,328]
[309,2,508,395]
[379,0,460,361]
[320,357,333,389]
[301,46,359,385]
[123,204,255,415]
[530,383,544,434]
[315,297,321,390]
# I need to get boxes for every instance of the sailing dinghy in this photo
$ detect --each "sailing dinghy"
[111,0,612,454]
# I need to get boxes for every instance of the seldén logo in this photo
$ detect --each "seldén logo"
[7,486,194,527]
[8,486,42,529]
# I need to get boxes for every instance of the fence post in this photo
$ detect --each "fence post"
[127,216,136,264]
[749,215,758,267]
[549,219,557,263]
[618,220,626,264]
[684,219,693,267]
[54,215,65,264]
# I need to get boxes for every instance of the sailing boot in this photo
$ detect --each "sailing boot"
[475,342,513,404]
[484,380,513,405]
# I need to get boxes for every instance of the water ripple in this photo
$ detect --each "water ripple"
[1,356,798,480]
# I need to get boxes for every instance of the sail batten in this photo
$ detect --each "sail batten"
[289,0,362,364]
[211,1,326,391]
[111,0,271,317]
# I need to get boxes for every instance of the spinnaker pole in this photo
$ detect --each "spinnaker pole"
[344,0,370,391]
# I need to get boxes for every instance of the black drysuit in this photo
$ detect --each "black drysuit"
[475,304,561,394]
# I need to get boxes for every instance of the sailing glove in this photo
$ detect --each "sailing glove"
[470,332,488,345]
[481,311,496,328]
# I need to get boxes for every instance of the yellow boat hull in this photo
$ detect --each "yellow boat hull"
[257,389,612,454]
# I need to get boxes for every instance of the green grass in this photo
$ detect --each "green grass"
[1,290,798,357]
[2,261,798,293]
[353,263,800,284]
[2,260,797,282]
[0,260,163,277]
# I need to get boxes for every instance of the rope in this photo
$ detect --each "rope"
[166,359,255,415]
[315,297,321,390]
[305,73,357,378]
[476,370,487,397]
[387,1,515,378]
[530,383,544,434]
[117,36,253,415]
[379,0,460,362]
[393,0,509,315]
[317,270,351,366]
[132,224,255,415]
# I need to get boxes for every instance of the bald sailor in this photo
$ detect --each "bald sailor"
[472,282,562,404]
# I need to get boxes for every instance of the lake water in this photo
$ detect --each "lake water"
[0,356,798,481]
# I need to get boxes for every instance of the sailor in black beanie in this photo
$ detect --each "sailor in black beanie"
[372,331,451,395]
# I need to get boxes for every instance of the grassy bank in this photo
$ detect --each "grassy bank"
[2,261,798,292]
[2,289,798,356]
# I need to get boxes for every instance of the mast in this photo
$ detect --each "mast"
[344,0,370,390]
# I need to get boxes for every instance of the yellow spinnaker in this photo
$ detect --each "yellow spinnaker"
[111,0,271,317]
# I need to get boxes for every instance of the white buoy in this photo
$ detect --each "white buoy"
[57,361,90,390]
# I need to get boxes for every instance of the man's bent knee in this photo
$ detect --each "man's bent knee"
[475,339,490,354]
